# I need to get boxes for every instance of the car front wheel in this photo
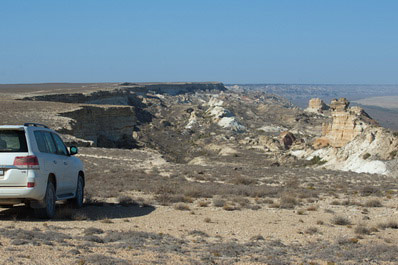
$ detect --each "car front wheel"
[69,175,84,208]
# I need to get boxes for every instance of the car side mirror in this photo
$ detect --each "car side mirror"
[69,146,78,155]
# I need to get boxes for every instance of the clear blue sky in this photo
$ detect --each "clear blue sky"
[1,0,397,84]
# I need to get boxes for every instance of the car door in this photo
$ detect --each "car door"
[51,133,77,195]
[41,131,69,195]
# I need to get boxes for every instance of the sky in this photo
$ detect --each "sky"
[0,0,397,84]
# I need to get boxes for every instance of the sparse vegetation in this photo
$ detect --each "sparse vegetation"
[354,224,371,235]
[362,153,371,160]
[364,199,383,207]
[309,156,327,166]
[174,203,190,211]
[331,216,351,226]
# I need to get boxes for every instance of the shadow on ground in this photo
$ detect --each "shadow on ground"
[0,203,156,221]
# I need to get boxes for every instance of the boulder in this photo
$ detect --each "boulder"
[279,131,296,149]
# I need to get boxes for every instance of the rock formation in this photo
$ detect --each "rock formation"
[305,98,329,113]
[313,98,378,149]
[279,131,296,149]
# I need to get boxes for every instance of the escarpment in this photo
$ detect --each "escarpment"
[18,82,226,149]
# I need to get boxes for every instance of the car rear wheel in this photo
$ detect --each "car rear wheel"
[34,181,56,219]
[69,175,84,208]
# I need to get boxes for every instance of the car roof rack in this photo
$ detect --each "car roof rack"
[24,123,49,129]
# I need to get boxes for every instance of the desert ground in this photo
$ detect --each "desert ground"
[0,83,398,264]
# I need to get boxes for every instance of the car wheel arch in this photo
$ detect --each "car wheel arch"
[78,171,85,187]
[48,173,57,191]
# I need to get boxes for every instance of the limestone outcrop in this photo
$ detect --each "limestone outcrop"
[310,127,398,175]
[313,98,378,148]
[59,105,139,148]
[305,98,329,113]
[206,97,246,132]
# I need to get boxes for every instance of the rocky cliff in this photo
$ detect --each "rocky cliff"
[313,98,379,148]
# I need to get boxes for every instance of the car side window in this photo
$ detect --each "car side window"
[52,133,68,156]
[42,132,57,154]
[34,131,48,153]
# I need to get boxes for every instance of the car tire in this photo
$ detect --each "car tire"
[34,181,56,219]
[69,175,84,208]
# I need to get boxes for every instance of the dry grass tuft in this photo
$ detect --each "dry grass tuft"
[331,216,351,226]
[174,203,190,211]
[279,195,298,209]
[364,199,383,207]
[354,224,371,235]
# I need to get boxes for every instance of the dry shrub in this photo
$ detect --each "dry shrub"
[361,186,381,197]
[297,209,306,215]
[231,176,256,185]
[174,203,190,211]
[280,195,298,209]
[331,216,351,226]
[250,235,265,241]
[117,195,135,206]
[269,203,280,208]
[204,217,211,223]
[305,227,319,235]
[337,237,359,245]
[198,200,209,207]
[354,224,371,235]
[155,194,192,205]
[365,199,383,207]
[56,207,88,221]
[378,221,398,230]
[231,196,250,208]
[223,204,240,211]
[307,205,318,211]
[213,198,226,207]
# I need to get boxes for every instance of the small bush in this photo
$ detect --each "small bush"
[362,153,371,160]
[117,195,135,206]
[354,224,370,235]
[378,221,398,230]
[198,200,209,207]
[213,198,226,207]
[337,237,359,245]
[305,227,319,235]
[223,203,239,211]
[174,203,190,211]
[280,195,298,209]
[84,227,104,235]
[231,176,256,185]
[297,209,306,215]
[331,216,351,226]
[250,235,265,241]
[365,199,383,207]
[307,205,318,211]
[361,186,381,196]
[309,156,327,166]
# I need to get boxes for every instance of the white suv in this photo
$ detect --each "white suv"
[0,123,84,219]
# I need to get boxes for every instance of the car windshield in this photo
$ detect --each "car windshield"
[0,130,28,152]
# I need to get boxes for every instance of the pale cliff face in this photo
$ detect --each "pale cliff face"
[315,98,378,148]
